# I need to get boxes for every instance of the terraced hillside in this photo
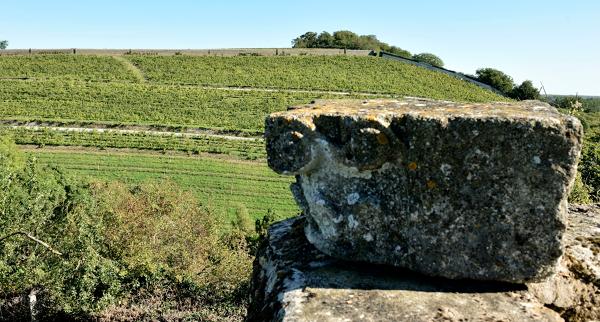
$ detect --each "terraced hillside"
[0,53,509,222]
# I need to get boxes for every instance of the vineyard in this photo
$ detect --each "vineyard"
[3,127,267,159]
[0,54,138,81]
[0,53,512,221]
[129,55,505,101]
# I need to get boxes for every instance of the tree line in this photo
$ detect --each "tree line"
[292,30,445,68]
[473,68,540,100]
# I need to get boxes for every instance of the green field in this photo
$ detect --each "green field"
[25,148,297,222]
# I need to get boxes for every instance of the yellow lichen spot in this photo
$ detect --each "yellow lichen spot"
[291,131,304,140]
[366,115,378,122]
[376,133,389,145]
[426,180,437,189]
[408,162,418,171]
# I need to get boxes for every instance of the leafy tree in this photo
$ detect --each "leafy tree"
[475,68,515,95]
[412,53,444,67]
[387,46,412,58]
[510,80,540,100]
[291,32,318,48]
[333,30,360,49]
[0,40,7,50]
[316,31,334,48]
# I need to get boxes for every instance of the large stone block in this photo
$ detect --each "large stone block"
[247,205,600,321]
[265,99,583,282]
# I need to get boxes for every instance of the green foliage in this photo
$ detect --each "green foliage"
[412,53,444,68]
[0,137,259,320]
[475,68,514,95]
[569,172,592,204]
[291,32,318,48]
[0,41,7,50]
[553,96,600,113]
[0,136,24,171]
[386,46,412,58]
[0,136,122,317]
[569,110,600,202]
[579,142,600,201]
[510,80,540,100]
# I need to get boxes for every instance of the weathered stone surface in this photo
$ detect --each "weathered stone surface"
[265,98,583,282]
[528,204,600,321]
[246,204,600,322]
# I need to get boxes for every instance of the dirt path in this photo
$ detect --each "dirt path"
[18,144,267,164]
[112,55,146,83]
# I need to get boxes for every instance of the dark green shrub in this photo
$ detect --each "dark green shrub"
[412,53,444,67]
[475,68,514,95]
[0,136,122,319]
[510,80,540,100]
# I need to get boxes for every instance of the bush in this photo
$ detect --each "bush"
[475,68,514,95]
[569,172,592,204]
[510,80,540,100]
[0,136,121,319]
[0,136,256,320]
[579,143,600,202]
[412,53,444,68]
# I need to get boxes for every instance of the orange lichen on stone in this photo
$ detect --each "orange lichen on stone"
[408,162,418,171]
[426,180,437,189]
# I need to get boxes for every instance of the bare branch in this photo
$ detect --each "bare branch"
[0,231,63,256]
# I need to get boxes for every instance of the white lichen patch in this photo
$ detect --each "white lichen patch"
[532,156,541,165]
[347,215,359,229]
[347,192,360,205]
[363,233,374,242]
[333,215,344,224]
[440,163,452,177]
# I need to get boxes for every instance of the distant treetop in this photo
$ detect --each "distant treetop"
[412,53,444,68]
[0,40,8,50]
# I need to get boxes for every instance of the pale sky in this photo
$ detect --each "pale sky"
[1,0,598,95]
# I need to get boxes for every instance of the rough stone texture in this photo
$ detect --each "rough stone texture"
[246,204,600,322]
[265,98,583,283]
